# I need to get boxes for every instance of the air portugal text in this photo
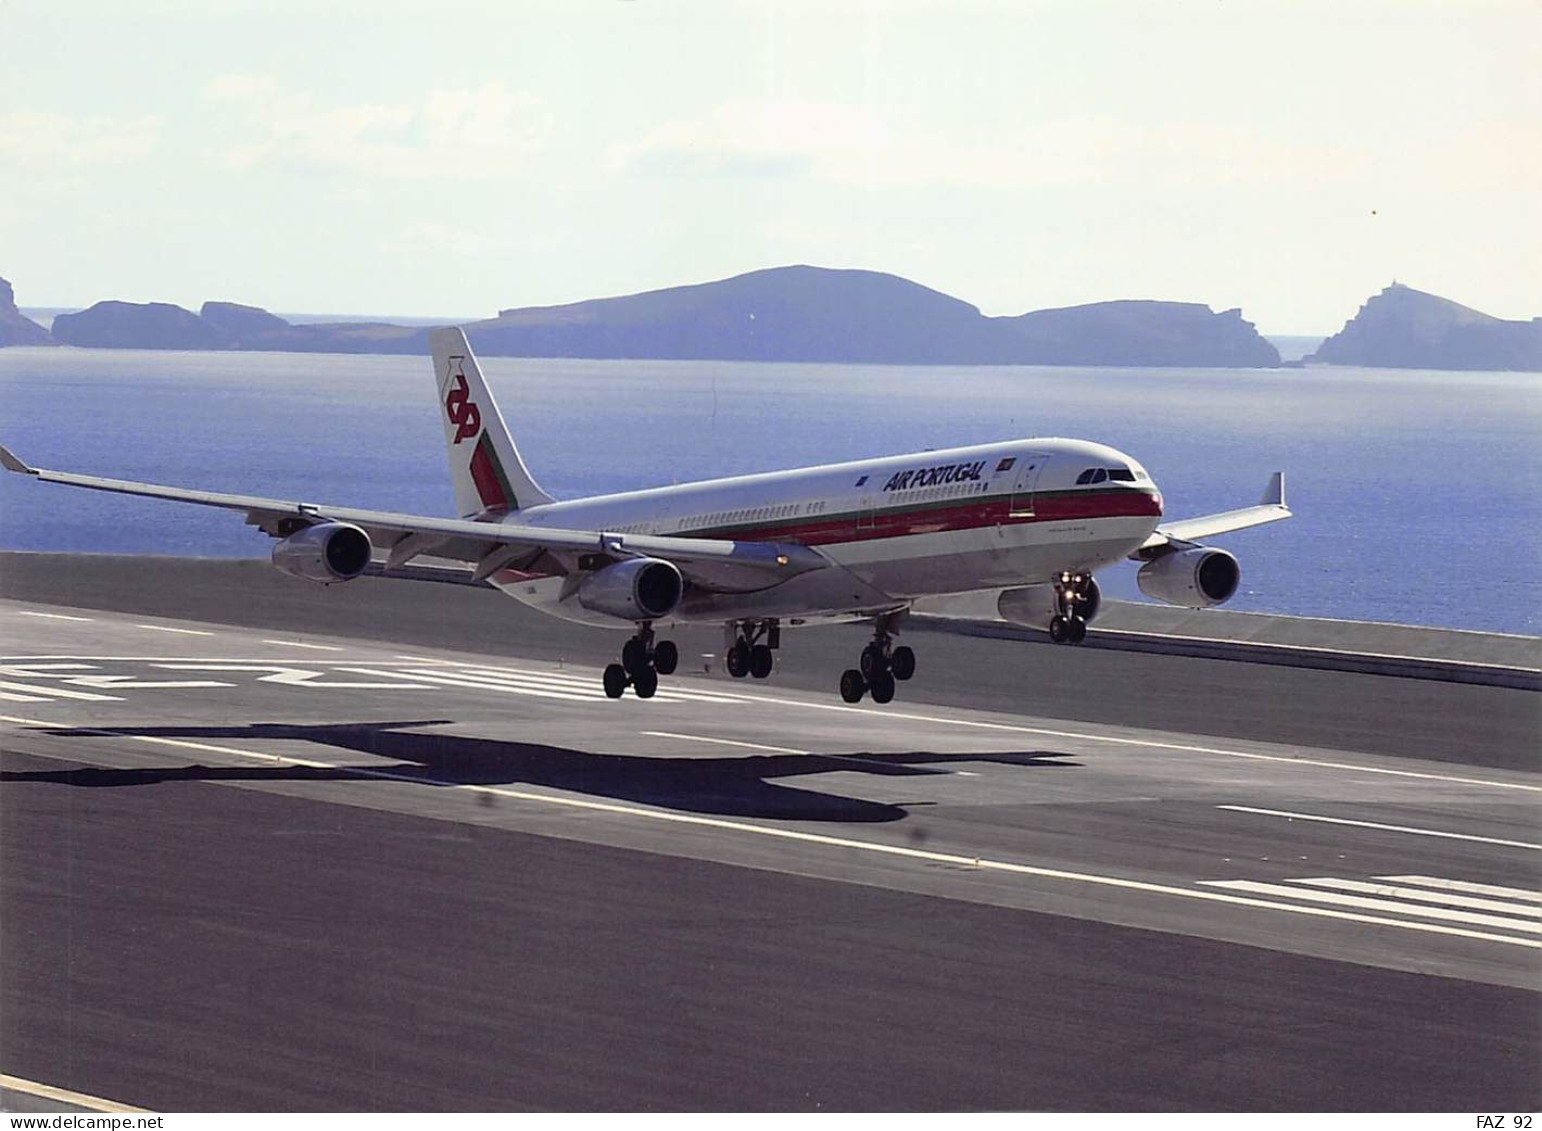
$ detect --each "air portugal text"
[882,460,989,493]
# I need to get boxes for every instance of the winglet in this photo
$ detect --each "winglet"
[0,444,36,475]
[1260,471,1285,509]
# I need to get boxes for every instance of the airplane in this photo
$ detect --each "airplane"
[0,327,1290,704]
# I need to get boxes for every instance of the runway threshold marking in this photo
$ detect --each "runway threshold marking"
[1218,805,1542,850]
[3,712,1537,952]
[1201,880,1542,934]
[1288,878,1542,918]
[1380,875,1542,904]
[0,1073,149,1114]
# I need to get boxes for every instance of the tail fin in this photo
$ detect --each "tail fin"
[429,326,554,517]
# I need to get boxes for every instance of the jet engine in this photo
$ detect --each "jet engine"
[577,557,683,622]
[997,577,1102,625]
[271,521,373,584]
[1137,547,1239,608]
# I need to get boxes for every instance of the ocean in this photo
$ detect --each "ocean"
[1,347,1537,635]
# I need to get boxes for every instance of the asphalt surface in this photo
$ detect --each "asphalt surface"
[0,556,1538,1111]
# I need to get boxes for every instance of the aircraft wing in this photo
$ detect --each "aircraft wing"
[1136,472,1290,555]
[0,445,827,592]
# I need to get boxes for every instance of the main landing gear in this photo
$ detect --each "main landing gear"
[1048,571,1092,644]
[840,616,915,705]
[603,622,679,699]
[724,619,779,680]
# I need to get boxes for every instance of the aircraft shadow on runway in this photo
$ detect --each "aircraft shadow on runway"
[5,720,1080,824]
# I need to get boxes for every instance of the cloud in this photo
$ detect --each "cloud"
[201,74,551,180]
[607,99,1372,191]
[0,111,161,166]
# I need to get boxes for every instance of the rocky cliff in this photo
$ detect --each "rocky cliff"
[0,278,54,346]
[29,266,1283,366]
[1309,284,1542,371]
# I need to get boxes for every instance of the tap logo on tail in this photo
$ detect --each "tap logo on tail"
[444,369,481,444]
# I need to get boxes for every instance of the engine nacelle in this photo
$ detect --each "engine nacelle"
[997,577,1102,625]
[577,557,683,622]
[1137,547,1239,608]
[271,522,373,584]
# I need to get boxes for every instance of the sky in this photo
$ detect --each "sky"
[1,0,1537,334]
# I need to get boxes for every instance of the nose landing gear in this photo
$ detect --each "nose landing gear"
[1048,572,1093,644]
[840,616,915,704]
[603,622,679,699]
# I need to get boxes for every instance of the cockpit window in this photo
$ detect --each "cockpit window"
[1075,468,1096,485]
[1108,468,1135,482]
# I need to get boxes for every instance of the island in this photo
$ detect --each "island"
[0,278,54,347]
[33,266,1281,367]
[1308,284,1542,372]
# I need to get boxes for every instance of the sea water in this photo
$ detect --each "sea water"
[1,347,1537,635]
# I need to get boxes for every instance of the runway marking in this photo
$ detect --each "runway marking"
[676,688,1542,794]
[0,1073,150,1114]
[1218,805,1542,851]
[0,679,122,702]
[344,666,594,702]
[133,624,213,636]
[1378,875,1542,904]
[15,611,94,622]
[3,711,1537,951]
[643,731,810,756]
[0,690,51,702]
[452,666,754,704]
[1200,880,1542,934]
[261,639,344,651]
[1288,877,1542,919]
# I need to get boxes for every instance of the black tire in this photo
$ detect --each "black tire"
[839,668,866,703]
[653,639,679,675]
[860,643,887,680]
[749,643,774,679]
[622,637,646,675]
[603,663,628,699]
[869,670,896,704]
[1067,616,1087,644]
[633,666,659,699]
[1049,615,1069,644]
[890,645,916,681]
[726,641,750,678]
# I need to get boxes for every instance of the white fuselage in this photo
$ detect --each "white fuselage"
[485,437,1164,627]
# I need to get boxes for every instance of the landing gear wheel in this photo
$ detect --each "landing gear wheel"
[1049,615,1070,644]
[749,643,774,679]
[603,663,628,699]
[860,643,887,680]
[632,666,659,698]
[839,669,867,703]
[1067,616,1087,644]
[653,639,679,675]
[727,640,751,678]
[868,670,896,704]
[622,637,647,675]
[890,645,916,681]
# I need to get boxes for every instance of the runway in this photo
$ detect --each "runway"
[1,561,1538,1110]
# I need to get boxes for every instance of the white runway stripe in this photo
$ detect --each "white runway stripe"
[1376,875,1542,904]
[1201,880,1542,934]
[261,639,344,651]
[0,679,121,702]
[16,611,94,622]
[343,667,594,703]
[0,690,50,702]
[1287,877,1542,919]
[133,624,213,636]
[455,666,754,704]
[1217,804,1542,851]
